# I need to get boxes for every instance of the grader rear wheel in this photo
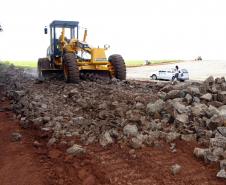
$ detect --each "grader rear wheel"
[108,54,126,80]
[37,58,51,79]
[63,53,80,83]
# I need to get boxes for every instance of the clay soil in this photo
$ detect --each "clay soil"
[0,91,225,185]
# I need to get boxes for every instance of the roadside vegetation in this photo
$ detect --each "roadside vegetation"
[1,59,181,69]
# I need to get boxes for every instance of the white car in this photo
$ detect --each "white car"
[150,68,189,81]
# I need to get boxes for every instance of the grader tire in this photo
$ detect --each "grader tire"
[63,53,80,83]
[38,58,51,79]
[108,54,126,80]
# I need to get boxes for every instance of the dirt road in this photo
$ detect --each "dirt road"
[0,93,225,185]
[127,60,226,81]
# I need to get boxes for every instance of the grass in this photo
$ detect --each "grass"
[3,61,37,68]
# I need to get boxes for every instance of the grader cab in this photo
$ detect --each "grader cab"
[38,20,126,83]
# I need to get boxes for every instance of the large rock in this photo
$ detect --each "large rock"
[210,137,226,149]
[200,93,212,101]
[99,131,114,147]
[146,99,165,115]
[216,169,226,179]
[123,124,138,137]
[186,86,201,96]
[66,144,86,156]
[193,148,210,159]
[175,113,189,124]
[206,105,219,118]
[218,91,226,102]
[207,115,224,130]
[165,90,184,100]
[173,102,188,114]
[204,76,214,86]
[191,104,207,117]
[216,127,226,137]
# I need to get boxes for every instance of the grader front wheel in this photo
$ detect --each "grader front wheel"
[63,53,80,83]
[108,54,126,80]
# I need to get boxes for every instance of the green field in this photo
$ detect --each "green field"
[1,61,37,68]
[2,59,180,68]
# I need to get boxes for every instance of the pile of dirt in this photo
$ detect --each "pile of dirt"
[1,63,226,181]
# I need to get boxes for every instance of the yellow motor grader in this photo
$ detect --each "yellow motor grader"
[38,20,126,83]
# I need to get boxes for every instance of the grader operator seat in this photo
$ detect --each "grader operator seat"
[48,20,79,57]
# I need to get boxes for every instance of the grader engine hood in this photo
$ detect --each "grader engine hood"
[91,48,108,63]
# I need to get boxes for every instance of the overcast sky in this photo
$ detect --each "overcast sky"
[0,0,226,61]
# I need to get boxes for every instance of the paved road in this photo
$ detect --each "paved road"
[127,60,226,81]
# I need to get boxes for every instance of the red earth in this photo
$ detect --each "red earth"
[0,94,225,185]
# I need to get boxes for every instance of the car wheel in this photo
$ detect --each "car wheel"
[151,74,157,80]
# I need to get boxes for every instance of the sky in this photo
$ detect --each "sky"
[0,0,226,61]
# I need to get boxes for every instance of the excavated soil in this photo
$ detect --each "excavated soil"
[0,88,225,185]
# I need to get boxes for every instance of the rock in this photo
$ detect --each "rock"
[185,93,192,104]
[210,137,226,150]
[165,90,182,100]
[216,169,226,179]
[193,148,210,159]
[126,110,142,122]
[193,97,200,103]
[33,140,42,147]
[166,132,180,143]
[146,99,165,115]
[175,113,189,124]
[181,134,196,142]
[32,117,43,127]
[9,90,25,101]
[20,117,29,129]
[216,127,226,137]
[191,104,207,117]
[218,91,226,102]
[66,144,86,156]
[219,105,226,121]
[171,164,182,175]
[220,159,226,169]
[207,115,224,130]
[99,131,114,147]
[173,102,188,114]
[130,137,143,149]
[200,93,212,101]
[47,137,57,146]
[212,147,224,158]
[187,86,201,95]
[204,151,219,163]
[206,105,219,118]
[135,102,145,110]
[204,76,214,86]
[11,132,22,142]
[123,124,138,137]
